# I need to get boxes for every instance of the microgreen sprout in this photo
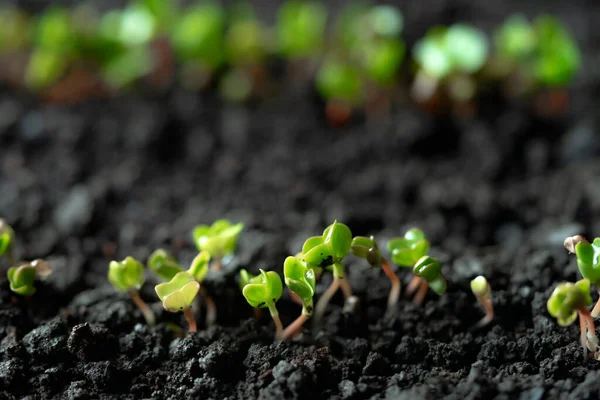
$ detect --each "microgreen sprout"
[7,259,51,296]
[547,279,599,360]
[108,256,155,326]
[155,271,200,333]
[412,24,488,103]
[241,269,284,339]
[316,57,363,122]
[192,219,244,271]
[301,220,356,329]
[351,236,400,316]
[470,275,494,329]
[147,249,183,281]
[564,235,600,317]
[282,256,316,340]
[277,0,327,61]
[0,219,16,267]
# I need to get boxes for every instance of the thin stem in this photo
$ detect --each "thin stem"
[579,310,588,359]
[129,290,155,327]
[184,308,197,333]
[473,296,494,329]
[405,276,422,298]
[253,307,263,320]
[381,258,401,314]
[312,277,341,333]
[413,280,429,306]
[339,277,352,298]
[204,294,217,327]
[592,296,600,318]
[268,302,283,340]
[280,315,309,341]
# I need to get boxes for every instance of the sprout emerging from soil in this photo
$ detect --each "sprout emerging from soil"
[301,221,356,330]
[147,249,183,281]
[351,236,400,316]
[547,279,599,360]
[7,259,51,296]
[0,219,16,267]
[241,269,284,339]
[276,0,327,60]
[564,235,600,317]
[108,256,155,327]
[315,58,362,126]
[155,271,200,333]
[470,275,494,329]
[282,256,316,340]
[192,219,244,271]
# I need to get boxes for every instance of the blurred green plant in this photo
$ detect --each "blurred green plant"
[7,259,51,296]
[241,269,284,338]
[192,219,244,270]
[108,256,155,326]
[277,0,327,60]
[0,6,32,54]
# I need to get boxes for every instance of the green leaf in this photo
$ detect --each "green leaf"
[495,14,536,61]
[7,265,37,296]
[277,0,327,59]
[388,228,431,267]
[413,27,451,79]
[108,256,145,291]
[283,256,316,301]
[25,49,68,90]
[302,236,324,255]
[323,221,352,260]
[238,268,256,290]
[242,269,283,308]
[429,276,447,295]
[187,251,211,282]
[147,249,183,281]
[368,5,403,38]
[155,271,199,312]
[575,241,600,284]
[351,236,382,267]
[413,256,442,282]
[34,6,75,52]
[0,219,14,257]
[364,38,405,86]
[445,24,488,73]
[192,219,244,259]
[547,279,592,326]
[316,58,363,104]
[225,14,265,66]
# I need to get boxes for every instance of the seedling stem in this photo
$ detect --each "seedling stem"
[184,308,197,333]
[280,299,313,340]
[381,258,401,312]
[130,289,156,327]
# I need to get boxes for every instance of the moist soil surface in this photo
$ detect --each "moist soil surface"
[2,1,600,399]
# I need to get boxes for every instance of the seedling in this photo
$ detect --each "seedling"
[282,256,316,340]
[0,219,16,267]
[192,219,244,271]
[301,221,355,329]
[547,279,599,359]
[147,249,184,281]
[412,24,488,104]
[351,236,400,315]
[276,0,327,61]
[564,235,600,317]
[7,259,51,296]
[171,1,225,89]
[316,57,363,126]
[108,256,155,326]
[470,275,494,329]
[241,269,284,339]
[155,271,200,333]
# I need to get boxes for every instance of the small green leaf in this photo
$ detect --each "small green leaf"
[187,251,211,283]
[388,228,430,267]
[575,241,600,284]
[316,58,363,104]
[108,256,145,291]
[470,276,489,296]
[368,5,403,38]
[7,264,37,296]
[445,24,488,74]
[547,279,592,326]
[277,0,327,59]
[429,276,447,295]
[323,221,352,260]
[351,236,382,267]
[0,219,15,258]
[495,14,536,61]
[242,269,283,308]
[147,249,183,281]
[239,268,256,290]
[155,271,199,312]
[302,242,332,267]
[192,219,244,260]
[283,256,316,301]
[413,256,442,282]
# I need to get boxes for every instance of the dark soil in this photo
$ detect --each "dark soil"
[2,0,600,399]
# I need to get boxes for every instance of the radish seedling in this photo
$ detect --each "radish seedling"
[7,259,51,296]
[192,219,243,271]
[282,256,316,340]
[108,256,155,326]
[351,236,400,316]
[564,235,600,318]
[547,279,599,360]
[241,269,284,339]
[470,275,494,329]
[147,248,183,281]
[155,271,200,333]
[277,0,327,61]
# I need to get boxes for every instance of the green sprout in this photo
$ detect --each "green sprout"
[108,256,155,326]
[564,235,600,318]
[192,219,244,271]
[316,57,363,107]
[470,275,494,329]
[0,6,32,55]
[0,219,16,267]
[241,269,284,339]
[147,249,184,281]
[533,15,580,87]
[171,1,225,89]
[276,0,327,60]
[7,259,51,296]
[495,14,537,63]
[281,256,316,340]
[388,228,444,305]
[155,271,200,333]
[547,279,599,359]
[301,220,356,330]
[351,236,400,316]
[412,24,488,103]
